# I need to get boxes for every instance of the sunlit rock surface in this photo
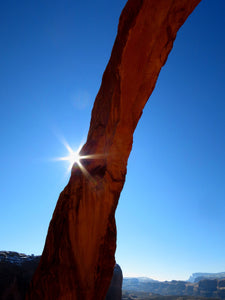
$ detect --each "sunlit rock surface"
[26,0,201,299]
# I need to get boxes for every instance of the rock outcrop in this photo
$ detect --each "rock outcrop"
[0,252,40,300]
[26,1,202,299]
[105,264,123,300]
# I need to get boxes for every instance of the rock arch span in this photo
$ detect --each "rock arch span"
[26,1,202,299]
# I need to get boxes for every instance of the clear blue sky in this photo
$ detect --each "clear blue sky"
[0,0,225,281]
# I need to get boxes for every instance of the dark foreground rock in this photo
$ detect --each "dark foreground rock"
[0,252,40,300]
[0,251,122,300]
[105,264,123,300]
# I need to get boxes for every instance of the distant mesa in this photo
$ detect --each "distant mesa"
[188,272,225,283]
[123,273,225,299]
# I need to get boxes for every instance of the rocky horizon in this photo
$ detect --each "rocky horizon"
[2,250,225,299]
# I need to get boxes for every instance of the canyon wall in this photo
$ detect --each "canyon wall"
[26,0,202,299]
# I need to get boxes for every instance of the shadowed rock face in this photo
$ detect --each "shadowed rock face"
[0,252,40,300]
[105,264,123,300]
[26,1,202,299]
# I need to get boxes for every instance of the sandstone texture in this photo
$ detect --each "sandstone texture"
[26,0,202,299]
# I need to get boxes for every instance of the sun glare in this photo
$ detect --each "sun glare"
[69,150,80,165]
[54,137,104,180]
[56,141,83,172]
[67,148,81,170]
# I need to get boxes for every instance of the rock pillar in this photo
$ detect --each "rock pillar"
[26,0,202,299]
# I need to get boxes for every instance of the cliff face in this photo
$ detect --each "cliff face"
[26,1,201,299]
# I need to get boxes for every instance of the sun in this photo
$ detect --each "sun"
[68,150,80,165]
[54,137,103,178]
[67,148,81,169]
[56,142,83,172]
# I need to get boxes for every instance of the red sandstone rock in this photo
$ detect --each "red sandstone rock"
[26,1,202,299]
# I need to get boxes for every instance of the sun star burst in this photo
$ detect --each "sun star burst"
[54,138,104,183]
[55,141,83,172]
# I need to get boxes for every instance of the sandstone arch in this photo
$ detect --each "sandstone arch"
[26,1,202,299]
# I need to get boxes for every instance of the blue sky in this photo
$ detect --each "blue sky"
[0,0,225,281]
